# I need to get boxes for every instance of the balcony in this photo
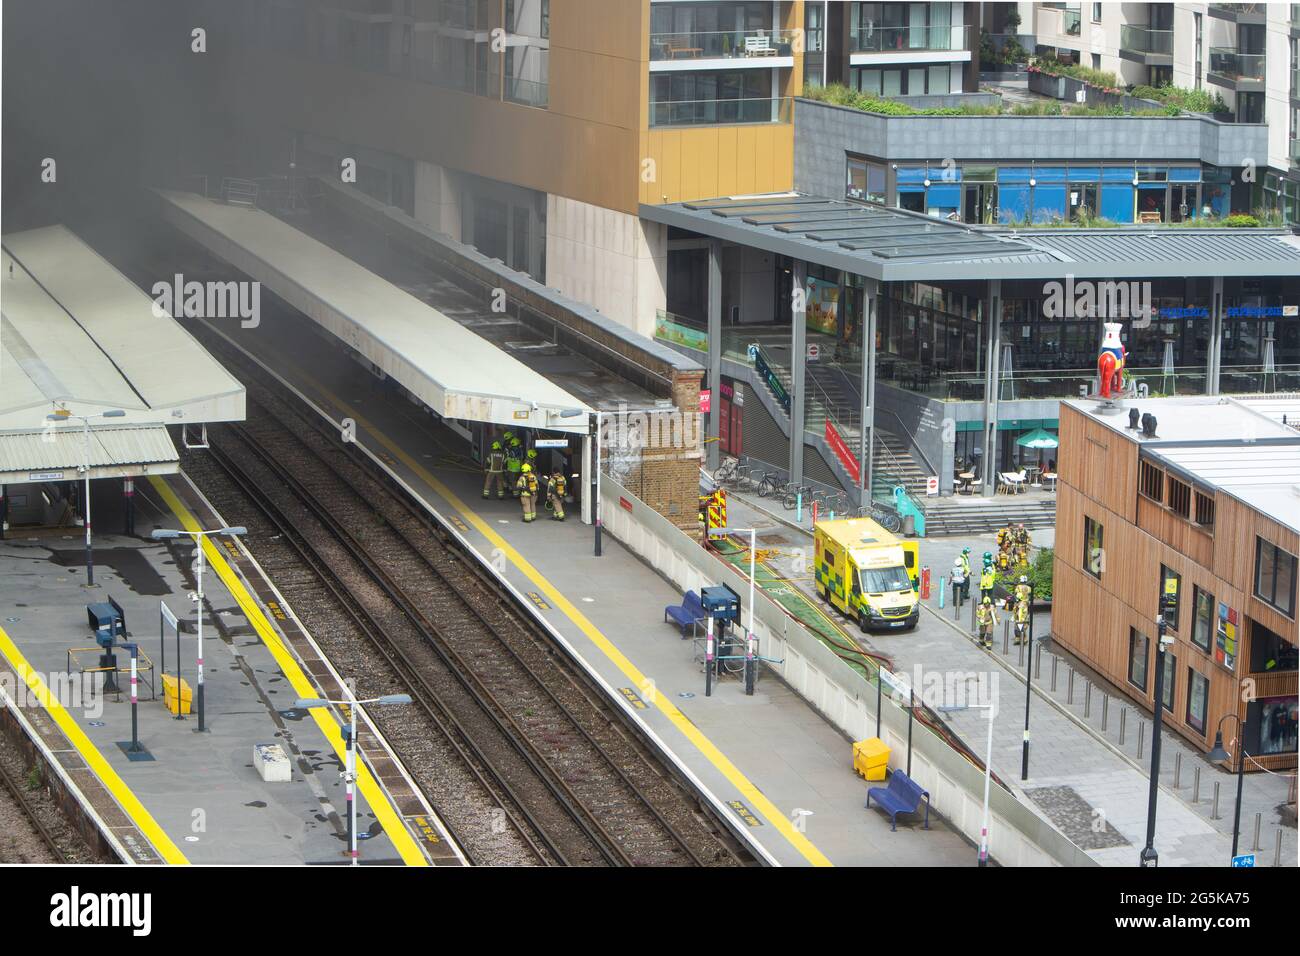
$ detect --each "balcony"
[850,23,973,55]
[1061,9,1082,36]
[505,76,548,109]
[1208,47,1267,88]
[1119,25,1173,65]
[649,29,797,66]
[1208,3,1268,25]
[649,95,791,127]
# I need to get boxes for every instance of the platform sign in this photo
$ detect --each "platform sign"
[28,472,64,481]
[534,438,568,449]
[1231,854,1255,867]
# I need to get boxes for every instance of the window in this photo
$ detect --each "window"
[1138,459,1164,502]
[1255,537,1297,617]
[1083,516,1104,579]
[1192,586,1215,652]
[1186,668,1209,735]
[1249,696,1299,756]
[1160,565,1181,631]
[1167,476,1191,519]
[1129,628,1150,691]
[1161,650,1177,713]
[1249,619,1299,673]
[847,157,887,204]
[1194,491,1215,530]
[1091,3,1102,23]
[1091,53,1101,70]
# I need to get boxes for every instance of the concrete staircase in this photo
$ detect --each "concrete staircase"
[921,494,1057,537]
[760,357,929,497]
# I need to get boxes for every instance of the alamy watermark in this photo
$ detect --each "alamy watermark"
[151,273,260,328]
[1042,275,1152,329]
[0,670,105,719]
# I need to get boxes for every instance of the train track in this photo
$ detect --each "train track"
[185,364,747,866]
[0,735,71,863]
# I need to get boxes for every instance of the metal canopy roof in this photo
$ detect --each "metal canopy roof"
[0,424,179,484]
[1067,397,1300,536]
[157,190,592,433]
[1,225,246,433]
[642,193,1300,281]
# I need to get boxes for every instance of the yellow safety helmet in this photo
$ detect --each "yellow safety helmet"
[982,596,992,605]
[491,441,502,450]
[526,449,537,459]
[522,463,532,473]
[511,437,521,447]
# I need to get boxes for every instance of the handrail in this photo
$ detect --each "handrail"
[872,405,937,475]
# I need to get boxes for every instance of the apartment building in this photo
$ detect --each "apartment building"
[1021,2,1300,216]
[1052,395,1298,766]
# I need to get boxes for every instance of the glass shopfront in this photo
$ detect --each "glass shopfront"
[845,158,1239,225]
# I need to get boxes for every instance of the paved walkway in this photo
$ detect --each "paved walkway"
[723,489,1297,868]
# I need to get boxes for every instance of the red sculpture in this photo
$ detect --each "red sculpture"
[1097,322,1126,399]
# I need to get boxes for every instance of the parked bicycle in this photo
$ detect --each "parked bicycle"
[859,502,902,533]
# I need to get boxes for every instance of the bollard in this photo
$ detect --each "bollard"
[1084,681,1091,719]
[1174,752,1181,788]
[1051,655,1059,692]
[1252,812,1261,852]
[1002,620,1010,654]
[1193,766,1201,803]
[1137,721,1145,760]
[1119,707,1127,745]
[1035,645,1042,680]
[1067,668,1075,705]
[1212,781,1221,820]
[938,576,946,609]
[1101,694,1109,732]
[1274,829,1283,867]
[1017,635,1024,667]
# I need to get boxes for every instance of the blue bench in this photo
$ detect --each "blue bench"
[866,769,931,831]
[664,590,706,638]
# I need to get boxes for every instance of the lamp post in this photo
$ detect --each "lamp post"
[47,409,127,586]
[1207,712,1249,862]
[295,693,412,865]
[152,526,246,732]
[560,407,601,557]
[1022,588,1033,780]
[1140,595,1175,867]
[940,701,997,866]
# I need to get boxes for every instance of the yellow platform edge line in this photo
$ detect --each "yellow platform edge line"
[0,625,190,865]
[148,475,429,867]
[302,385,832,867]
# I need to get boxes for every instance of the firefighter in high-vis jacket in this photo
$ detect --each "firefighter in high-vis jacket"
[506,437,524,495]
[545,470,567,521]
[516,463,539,522]
[1014,574,1033,607]
[979,562,997,605]
[976,596,998,649]
[959,547,973,602]
[1013,597,1031,645]
[482,440,507,499]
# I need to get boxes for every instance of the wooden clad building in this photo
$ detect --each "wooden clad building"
[1054,397,1299,770]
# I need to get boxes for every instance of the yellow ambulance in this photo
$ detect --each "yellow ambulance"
[814,517,920,632]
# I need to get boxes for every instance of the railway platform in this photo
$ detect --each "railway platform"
[191,308,982,867]
[0,471,464,866]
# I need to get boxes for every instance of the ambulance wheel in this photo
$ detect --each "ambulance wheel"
[858,613,871,633]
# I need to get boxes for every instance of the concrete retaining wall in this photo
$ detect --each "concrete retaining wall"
[603,475,1097,867]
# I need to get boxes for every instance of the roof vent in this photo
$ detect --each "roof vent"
[1140,413,1158,438]
[1128,407,1140,430]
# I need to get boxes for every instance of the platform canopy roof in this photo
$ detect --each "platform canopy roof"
[1,225,246,433]
[0,424,178,485]
[641,193,1300,282]
[157,190,593,433]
